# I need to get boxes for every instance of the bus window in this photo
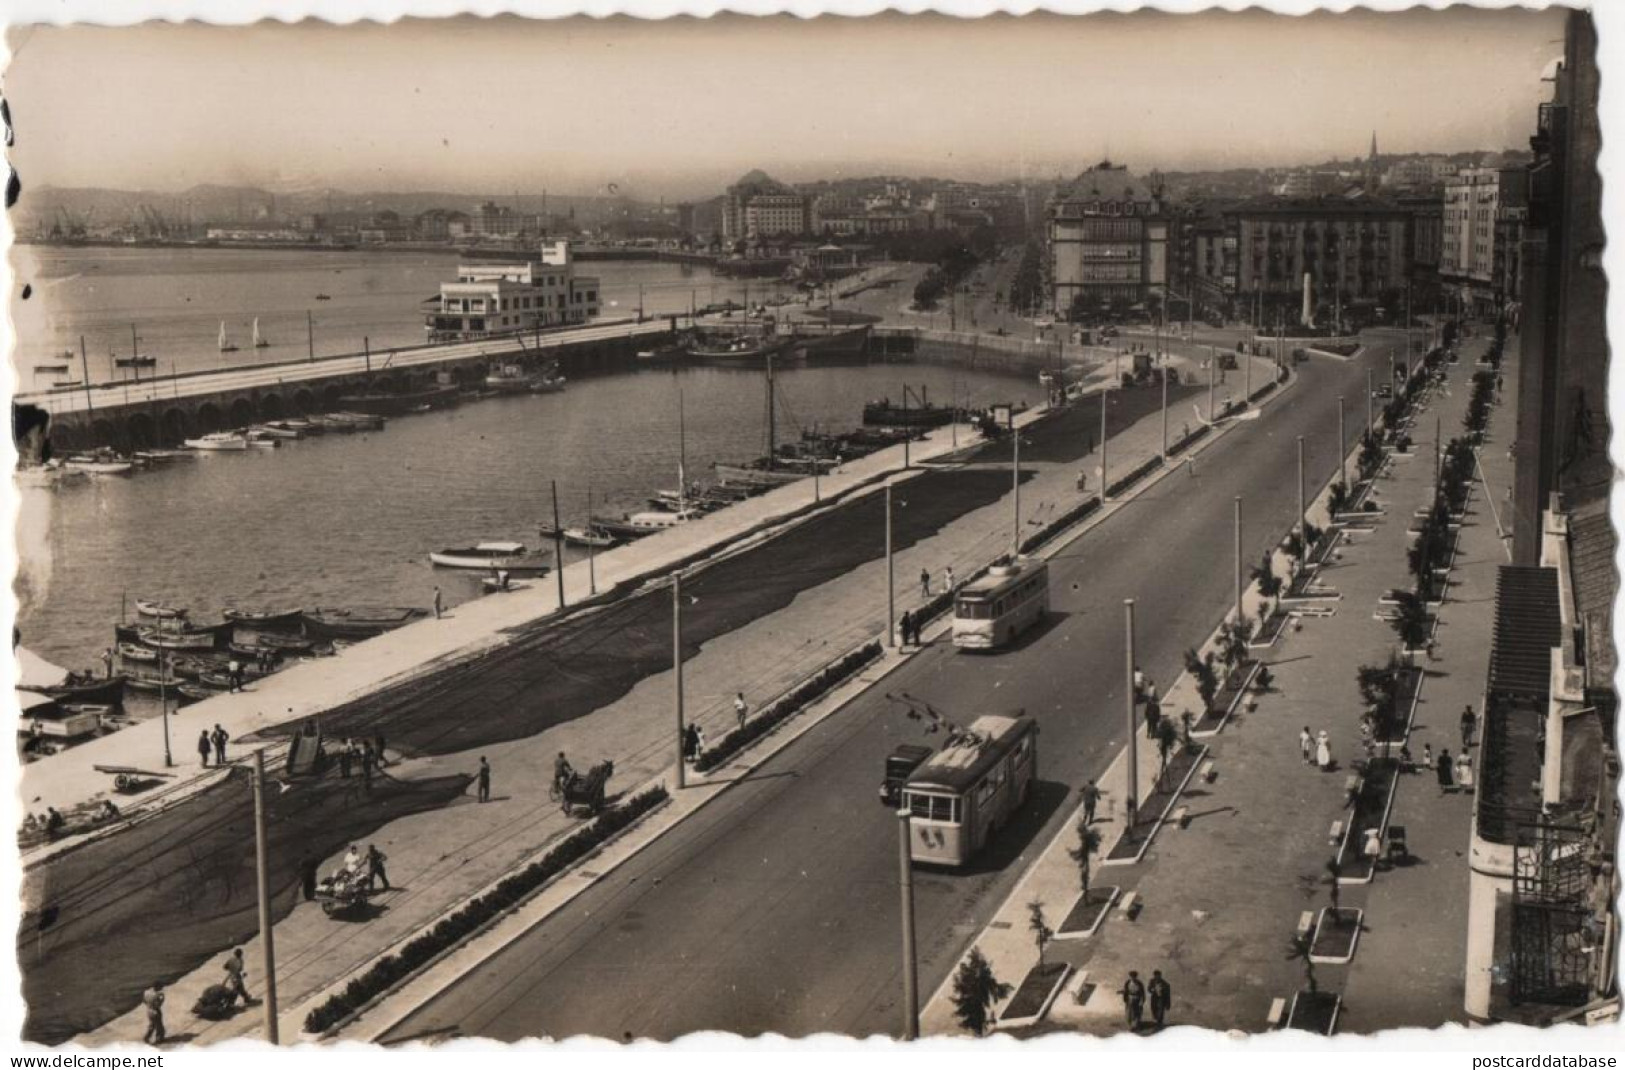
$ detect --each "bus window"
[908,793,958,823]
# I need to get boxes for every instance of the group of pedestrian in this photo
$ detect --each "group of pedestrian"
[1132,666,1162,737]
[1120,968,1173,1031]
[682,722,708,764]
[898,608,924,647]
[196,723,231,767]
[1298,725,1334,771]
[336,736,385,785]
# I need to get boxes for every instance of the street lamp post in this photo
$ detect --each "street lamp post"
[251,749,280,1043]
[673,571,687,789]
[1160,358,1169,463]
[1099,388,1109,502]
[1297,435,1307,544]
[1124,599,1138,833]
[1367,368,1374,436]
[158,646,173,768]
[1338,395,1347,489]
[1234,496,1244,624]
[885,481,895,648]
[1208,346,1216,423]
[897,808,919,1041]
[1011,413,1021,553]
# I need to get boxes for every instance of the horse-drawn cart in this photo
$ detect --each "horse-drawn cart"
[550,759,613,817]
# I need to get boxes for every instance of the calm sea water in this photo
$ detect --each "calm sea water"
[13,247,1038,675]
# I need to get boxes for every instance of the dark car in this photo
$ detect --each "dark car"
[880,744,934,806]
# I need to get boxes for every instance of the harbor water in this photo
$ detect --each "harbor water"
[13,246,1039,674]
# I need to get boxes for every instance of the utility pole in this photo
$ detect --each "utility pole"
[78,336,94,417]
[1297,436,1307,544]
[1100,388,1109,501]
[1338,395,1347,489]
[1011,412,1021,554]
[673,571,687,789]
[1234,496,1244,624]
[551,480,566,609]
[1367,368,1374,436]
[885,481,895,648]
[159,646,172,767]
[1123,599,1138,833]
[586,486,597,596]
[251,749,280,1044]
[897,808,919,1041]
[306,311,314,362]
[1160,360,1168,463]
[1208,345,1216,423]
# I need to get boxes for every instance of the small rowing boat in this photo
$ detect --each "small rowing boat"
[302,606,429,640]
[222,607,304,629]
[428,541,552,573]
[136,599,187,620]
[116,642,157,664]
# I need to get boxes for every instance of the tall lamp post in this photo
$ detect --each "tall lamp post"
[885,481,895,648]
[673,571,687,789]
[1234,496,1244,624]
[251,749,280,1043]
[897,808,919,1040]
[1123,599,1138,833]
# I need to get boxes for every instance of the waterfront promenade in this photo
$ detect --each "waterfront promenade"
[921,333,1511,1036]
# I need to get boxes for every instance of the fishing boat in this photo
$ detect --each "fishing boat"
[175,683,216,707]
[185,432,251,451]
[563,525,617,549]
[248,423,303,440]
[687,334,793,366]
[39,675,126,708]
[137,626,219,652]
[218,322,239,353]
[222,607,304,629]
[484,363,544,394]
[64,455,135,476]
[136,599,187,620]
[124,667,183,693]
[116,642,158,664]
[254,632,316,653]
[862,398,956,428]
[253,318,270,349]
[428,541,553,573]
[301,606,430,640]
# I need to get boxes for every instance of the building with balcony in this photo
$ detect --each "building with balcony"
[722,171,809,243]
[1467,10,1617,1028]
[1045,161,1171,319]
[1192,195,1410,324]
[1442,167,1529,313]
[423,240,600,342]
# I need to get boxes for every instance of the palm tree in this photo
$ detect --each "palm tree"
[1068,817,1103,902]
[1286,932,1319,995]
[951,946,1012,1037]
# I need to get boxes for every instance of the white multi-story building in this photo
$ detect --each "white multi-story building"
[1441,167,1528,310]
[424,241,600,341]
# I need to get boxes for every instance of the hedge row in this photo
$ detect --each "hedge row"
[1019,495,1102,554]
[695,641,883,773]
[302,784,671,1035]
[1168,424,1210,457]
[1249,380,1278,403]
[1107,455,1164,498]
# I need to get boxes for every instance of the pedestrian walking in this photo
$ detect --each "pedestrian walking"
[899,609,914,648]
[142,982,166,1045]
[1315,730,1332,771]
[197,730,212,768]
[477,756,491,803]
[298,852,319,901]
[1144,679,1158,709]
[733,692,749,731]
[223,948,252,1005]
[1460,705,1477,749]
[1081,780,1101,825]
[1148,970,1172,1029]
[365,844,390,891]
[101,647,114,679]
[1133,665,1146,701]
[212,724,228,766]
[1121,970,1146,1031]
[227,658,244,693]
[361,743,375,789]
[682,723,701,764]
[943,565,956,593]
[1144,701,1160,740]
[1299,726,1314,764]
[1437,749,1455,793]
[337,741,353,779]
[374,733,387,768]
[433,586,443,619]
[919,568,931,597]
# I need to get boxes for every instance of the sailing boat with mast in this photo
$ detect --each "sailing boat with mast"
[218,321,239,354]
[114,324,157,370]
[595,388,703,538]
[253,318,270,349]
[713,352,823,488]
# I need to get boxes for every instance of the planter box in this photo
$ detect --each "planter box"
[1334,757,1401,882]
[1287,991,1342,1035]
[1103,743,1207,865]
[1248,608,1291,649]
[1055,886,1120,940]
[1191,659,1259,736]
[1370,666,1424,745]
[998,961,1072,1028]
[1309,908,1364,964]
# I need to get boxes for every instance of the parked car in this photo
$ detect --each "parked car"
[880,744,934,806]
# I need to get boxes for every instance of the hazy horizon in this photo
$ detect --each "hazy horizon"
[4,9,1566,201]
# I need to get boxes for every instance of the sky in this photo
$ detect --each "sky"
[1,7,1568,200]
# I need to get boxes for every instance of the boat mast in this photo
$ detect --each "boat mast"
[79,336,94,415]
[678,387,687,512]
[765,351,776,470]
[130,324,141,383]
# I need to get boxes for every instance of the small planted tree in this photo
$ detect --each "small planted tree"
[1390,590,1429,654]
[951,946,1012,1037]
[1357,651,1405,739]
[1252,551,1284,601]
[1328,481,1349,517]
[1325,856,1343,915]
[1217,618,1254,678]
[1286,931,1319,995]
[1027,900,1053,965]
[1069,818,1102,901]
[1156,717,1180,785]
[1183,647,1219,711]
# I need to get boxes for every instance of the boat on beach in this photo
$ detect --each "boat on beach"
[428,541,553,572]
[302,606,430,640]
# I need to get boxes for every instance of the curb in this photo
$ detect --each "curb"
[1099,741,1209,868]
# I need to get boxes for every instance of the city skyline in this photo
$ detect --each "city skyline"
[4,8,1564,201]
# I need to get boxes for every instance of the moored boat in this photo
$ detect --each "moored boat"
[253,632,315,653]
[124,667,183,693]
[302,606,430,640]
[136,599,188,620]
[65,453,135,476]
[222,607,304,629]
[711,462,805,487]
[38,675,126,709]
[185,432,251,451]
[625,508,700,535]
[137,626,219,652]
[563,525,617,549]
[861,399,956,428]
[175,684,216,707]
[428,541,553,572]
[248,423,303,440]
[116,642,158,664]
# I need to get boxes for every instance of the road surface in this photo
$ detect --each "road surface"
[381,342,1398,1042]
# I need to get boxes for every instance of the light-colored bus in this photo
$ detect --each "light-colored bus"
[902,714,1038,866]
[951,557,1050,650]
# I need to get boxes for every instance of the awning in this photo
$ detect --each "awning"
[1488,566,1562,700]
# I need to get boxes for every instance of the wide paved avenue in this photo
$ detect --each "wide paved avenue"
[381,343,1397,1042]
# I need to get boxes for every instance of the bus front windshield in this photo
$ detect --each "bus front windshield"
[955,597,993,620]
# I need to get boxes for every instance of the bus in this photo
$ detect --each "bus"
[952,557,1050,650]
[901,714,1038,866]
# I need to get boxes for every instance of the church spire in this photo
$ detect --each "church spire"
[1369,130,1378,163]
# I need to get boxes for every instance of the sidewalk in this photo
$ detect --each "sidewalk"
[72,350,1265,1045]
[921,335,1505,1036]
